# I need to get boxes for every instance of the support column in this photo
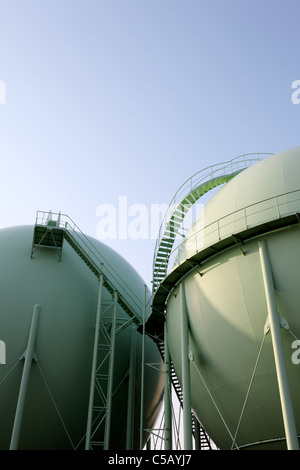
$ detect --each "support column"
[126,325,136,450]
[164,321,172,450]
[10,304,41,450]
[259,239,299,450]
[139,285,147,450]
[179,283,193,450]
[104,290,118,450]
[85,273,103,450]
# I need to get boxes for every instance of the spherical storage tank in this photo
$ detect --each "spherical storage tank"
[0,216,163,450]
[165,147,300,450]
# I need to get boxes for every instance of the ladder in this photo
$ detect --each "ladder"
[31,210,144,450]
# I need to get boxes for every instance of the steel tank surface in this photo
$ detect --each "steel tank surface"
[166,147,300,450]
[0,224,163,450]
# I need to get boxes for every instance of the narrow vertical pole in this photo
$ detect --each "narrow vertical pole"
[10,304,41,450]
[180,283,193,450]
[164,321,172,450]
[126,325,136,450]
[259,239,299,450]
[104,290,118,450]
[139,285,147,450]
[85,273,103,449]
[194,418,201,450]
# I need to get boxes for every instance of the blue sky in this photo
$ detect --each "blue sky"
[0,0,300,287]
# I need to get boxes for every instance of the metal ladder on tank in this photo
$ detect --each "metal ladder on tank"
[152,153,272,292]
[31,210,143,450]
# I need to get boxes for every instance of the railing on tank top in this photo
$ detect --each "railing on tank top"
[153,188,300,287]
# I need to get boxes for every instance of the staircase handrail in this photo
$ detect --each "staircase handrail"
[153,153,272,290]
[35,211,147,321]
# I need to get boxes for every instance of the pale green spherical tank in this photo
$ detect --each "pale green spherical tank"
[0,223,163,450]
[166,147,300,450]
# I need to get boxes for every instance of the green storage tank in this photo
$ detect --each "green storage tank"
[164,147,300,450]
[0,217,164,450]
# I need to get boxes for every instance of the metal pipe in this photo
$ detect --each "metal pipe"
[259,239,299,450]
[179,283,193,450]
[126,325,136,450]
[104,290,118,450]
[164,321,172,450]
[85,274,103,449]
[10,304,41,450]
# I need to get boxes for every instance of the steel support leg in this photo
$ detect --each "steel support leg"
[259,239,299,450]
[104,290,118,450]
[126,325,136,450]
[139,285,147,450]
[10,304,40,450]
[180,283,193,450]
[85,274,103,450]
[164,321,172,450]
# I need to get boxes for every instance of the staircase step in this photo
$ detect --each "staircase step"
[159,241,173,249]
[157,245,172,253]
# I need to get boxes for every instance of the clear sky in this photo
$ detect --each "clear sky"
[0,0,300,288]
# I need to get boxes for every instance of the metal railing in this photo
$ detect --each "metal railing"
[153,188,300,288]
[35,210,148,321]
[153,153,272,277]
